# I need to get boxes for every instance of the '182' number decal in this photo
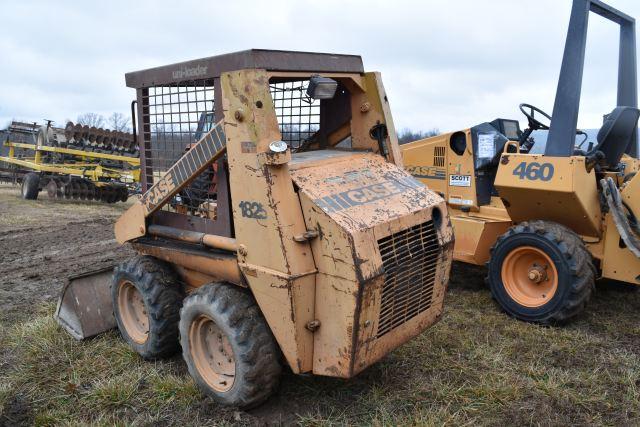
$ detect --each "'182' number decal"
[239,201,267,219]
[512,162,554,181]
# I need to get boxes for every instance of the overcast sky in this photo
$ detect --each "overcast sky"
[1,0,639,134]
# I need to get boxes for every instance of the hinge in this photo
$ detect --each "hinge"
[294,230,319,242]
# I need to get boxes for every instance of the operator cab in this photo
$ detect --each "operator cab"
[483,101,640,171]
[459,101,640,207]
[510,103,640,171]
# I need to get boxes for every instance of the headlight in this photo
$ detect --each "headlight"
[306,75,338,100]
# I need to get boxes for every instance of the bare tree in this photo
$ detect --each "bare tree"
[76,113,105,128]
[398,128,440,145]
[108,112,131,132]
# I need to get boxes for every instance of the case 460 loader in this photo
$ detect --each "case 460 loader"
[402,0,640,325]
[55,50,454,408]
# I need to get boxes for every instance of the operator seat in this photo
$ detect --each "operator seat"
[596,106,640,169]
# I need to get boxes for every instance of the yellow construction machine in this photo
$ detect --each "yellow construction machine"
[402,0,640,324]
[55,50,454,408]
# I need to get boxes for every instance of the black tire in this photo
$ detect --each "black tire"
[111,255,184,359]
[487,220,595,324]
[21,172,40,200]
[179,283,281,408]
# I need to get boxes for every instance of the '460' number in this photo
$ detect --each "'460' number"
[512,162,554,181]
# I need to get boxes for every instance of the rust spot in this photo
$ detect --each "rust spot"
[324,365,342,376]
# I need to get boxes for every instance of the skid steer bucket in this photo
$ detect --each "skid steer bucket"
[54,267,116,340]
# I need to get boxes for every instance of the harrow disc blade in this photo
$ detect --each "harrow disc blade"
[64,122,75,141]
[69,181,81,199]
[46,180,58,199]
[86,183,96,201]
[78,181,88,200]
[61,183,73,200]
[121,187,129,202]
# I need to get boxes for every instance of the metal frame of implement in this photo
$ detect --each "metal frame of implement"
[0,140,140,184]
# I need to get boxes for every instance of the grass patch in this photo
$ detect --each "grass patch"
[0,303,231,426]
[3,273,640,425]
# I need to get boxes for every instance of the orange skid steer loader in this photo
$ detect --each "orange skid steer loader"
[55,50,454,408]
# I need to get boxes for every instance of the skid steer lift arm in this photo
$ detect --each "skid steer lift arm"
[115,121,227,244]
[546,0,637,157]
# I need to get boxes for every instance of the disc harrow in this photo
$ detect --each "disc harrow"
[44,177,128,203]
[37,122,138,157]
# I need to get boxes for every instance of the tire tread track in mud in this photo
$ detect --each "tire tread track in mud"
[0,215,133,323]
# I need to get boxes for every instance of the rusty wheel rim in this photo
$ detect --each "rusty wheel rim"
[189,315,235,393]
[118,280,149,344]
[501,246,558,308]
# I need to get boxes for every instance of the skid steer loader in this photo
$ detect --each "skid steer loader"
[55,49,454,408]
[401,0,640,325]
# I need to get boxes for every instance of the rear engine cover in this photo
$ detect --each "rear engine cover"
[290,152,454,377]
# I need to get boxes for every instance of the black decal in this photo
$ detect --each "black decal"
[239,201,267,219]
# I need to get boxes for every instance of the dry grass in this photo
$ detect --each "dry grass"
[0,185,128,229]
[3,272,640,425]
[2,183,640,425]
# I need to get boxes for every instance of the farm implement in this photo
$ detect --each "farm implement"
[1,121,140,203]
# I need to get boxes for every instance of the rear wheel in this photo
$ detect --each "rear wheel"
[179,283,281,408]
[487,220,595,324]
[111,256,184,359]
[21,173,40,200]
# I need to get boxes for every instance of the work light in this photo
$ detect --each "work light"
[306,75,338,100]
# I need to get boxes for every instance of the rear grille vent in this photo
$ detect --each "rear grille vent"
[376,221,440,338]
[433,146,446,167]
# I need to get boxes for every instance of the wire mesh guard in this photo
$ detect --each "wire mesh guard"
[270,80,320,151]
[140,78,321,220]
[142,81,217,220]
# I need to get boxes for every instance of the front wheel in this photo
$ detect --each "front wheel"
[111,256,184,359]
[179,283,281,408]
[487,221,595,324]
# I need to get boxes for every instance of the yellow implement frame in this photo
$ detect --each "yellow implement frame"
[1,141,140,183]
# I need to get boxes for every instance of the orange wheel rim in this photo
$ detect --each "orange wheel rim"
[117,280,149,344]
[189,315,235,392]
[501,246,558,308]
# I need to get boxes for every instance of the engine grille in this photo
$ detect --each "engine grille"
[433,146,446,167]
[376,221,440,338]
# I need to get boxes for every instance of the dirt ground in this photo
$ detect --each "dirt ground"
[2,182,640,425]
[0,185,134,325]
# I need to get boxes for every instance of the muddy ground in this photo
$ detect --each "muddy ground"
[2,182,640,425]
[0,185,134,325]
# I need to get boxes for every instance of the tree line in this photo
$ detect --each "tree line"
[74,112,131,132]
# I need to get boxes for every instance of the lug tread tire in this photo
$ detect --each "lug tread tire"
[179,283,281,409]
[21,173,40,200]
[111,255,184,359]
[487,220,596,324]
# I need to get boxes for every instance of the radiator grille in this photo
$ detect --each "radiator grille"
[376,221,440,338]
[433,146,446,167]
